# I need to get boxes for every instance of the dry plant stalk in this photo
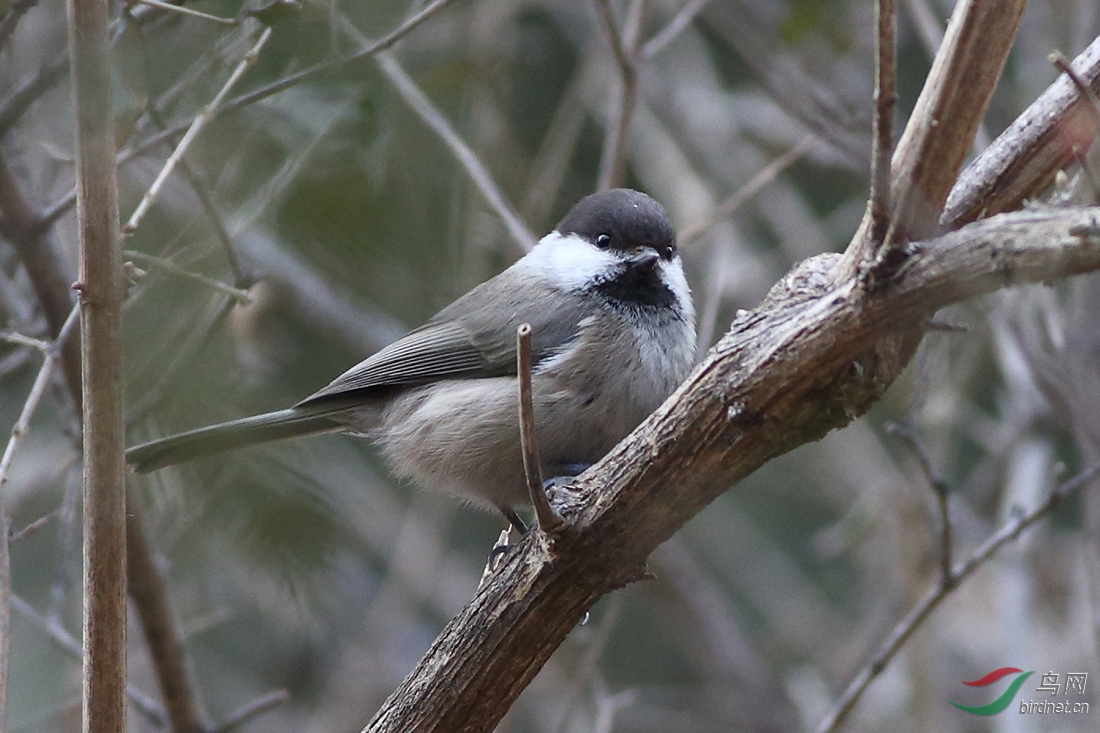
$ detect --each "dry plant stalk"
[67,0,127,731]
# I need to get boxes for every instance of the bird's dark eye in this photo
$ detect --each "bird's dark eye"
[595,234,612,249]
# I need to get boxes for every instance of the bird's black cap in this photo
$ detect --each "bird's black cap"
[555,189,677,260]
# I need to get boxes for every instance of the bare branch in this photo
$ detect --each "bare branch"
[0,504,9,733]
[67,0,127,726]
[517,324,565,535]
[0,153,83,406]
[0,306,79,494]
[8,508,60,543]
[840,0,1026,280]
[943,30,1100,228]
[679,135,816,247]
[127,501,207,733]
[10,595,167,725]
[886,422,953,581]
[640,0,709,59]
[0,0,38,54]
[374,51,536,252]
[134,0,237,25]
[106,0,460,181]
[123,25,272,238]
[869,0,896,251]
[1050,51,1100,134]
[211,689,290,733]
[123,251,252,304]
[363,206,1100,732]
[594,0,644,191]
[0,55,68,138]
[144,106,250,287]
[1048,51,1100,195]
[815,460,1100,733]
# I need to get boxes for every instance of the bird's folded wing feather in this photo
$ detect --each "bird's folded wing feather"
[296,278,591,406]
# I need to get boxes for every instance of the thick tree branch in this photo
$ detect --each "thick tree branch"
[365,208,1100,732]
[944,35,1100,228]
[841,0,1025,280]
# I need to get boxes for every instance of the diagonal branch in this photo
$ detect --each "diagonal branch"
[364,206,1100,733]
[374,51,537,252]
[944,36,1100,228]
[815,459,1100,733]
[123,25,272,238]
[840,0,1026,281]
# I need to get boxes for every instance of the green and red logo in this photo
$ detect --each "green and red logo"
[947,667,1034,715]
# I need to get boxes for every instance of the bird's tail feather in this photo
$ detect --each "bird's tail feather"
[126,409,344,474]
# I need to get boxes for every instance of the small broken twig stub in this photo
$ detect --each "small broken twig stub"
[516,323,566,535]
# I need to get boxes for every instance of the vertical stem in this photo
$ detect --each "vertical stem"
[67,0,126,731]
[0,508,10,733]
[870,0,896,250]
[127,502,206,733]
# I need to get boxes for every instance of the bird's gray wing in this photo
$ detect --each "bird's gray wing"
[297,276,590,406]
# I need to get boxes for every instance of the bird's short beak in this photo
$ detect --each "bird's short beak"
[626,247,660,270]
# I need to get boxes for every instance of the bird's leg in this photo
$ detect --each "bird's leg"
[499,505,529,534]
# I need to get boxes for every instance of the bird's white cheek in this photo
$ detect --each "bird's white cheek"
[661,258,695,321]
[517,232,621,289]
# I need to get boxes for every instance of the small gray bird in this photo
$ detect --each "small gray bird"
[126,189,696,529]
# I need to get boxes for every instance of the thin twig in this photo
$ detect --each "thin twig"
[0,504,9,733]
[0,305,79,495]
[10,595,167,725]
[0,55,69,138]
[0,152,83,407]
[594,0,644,191]
[144,106,250,286]
[553,594,625,733]
[815,460,1100,733]
[886,422,953,581]
[124,251,252,303]
[42,0,459,228]
[123,24,272,238]
[312,11,535,253]
[375,51,536,252]
[1053,49,1100,116]
[135,0,237,25]
[0,331,52,351]
[8,508,60,543]
[516,324,565,534]
[210,689,290,733]
[640,0,710,59]
[679,135,817,247]
[1049,51,1100,193]
[870,0,896,252]
[106,0,459,175]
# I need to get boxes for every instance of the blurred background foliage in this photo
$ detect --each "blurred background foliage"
[2,0,1100,731]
